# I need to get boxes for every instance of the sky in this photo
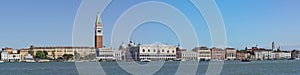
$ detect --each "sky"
[0,0,300,50]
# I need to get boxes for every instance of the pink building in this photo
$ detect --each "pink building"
[211,47,225,60]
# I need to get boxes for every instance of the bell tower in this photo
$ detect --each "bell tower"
[95,12,103,48]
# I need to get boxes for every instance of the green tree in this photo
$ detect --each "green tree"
[52,50,56,59]
[36,51,45,58]
[87,54,96,60]
[74,51,80,60]
[36,51,48,59]
[28,50,34,56]
[43,51,48,58]
[63,54,74,61]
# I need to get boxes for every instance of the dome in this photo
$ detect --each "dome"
[119,43,127,50]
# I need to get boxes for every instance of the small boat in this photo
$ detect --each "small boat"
[25,58,35,63]
[241,59,251,62]
[38,59,50,62]
[140,59,151,62]
[174,59,181,61]
[0,60,4,63]
[181,59,186,61]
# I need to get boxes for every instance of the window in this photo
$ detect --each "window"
[172,50,175,53]
[154,49,156,52]
[167,50,169,53]
[162,49,165,52]
[143,49,145,52]
[148,49,150,52]
[97,29,102,33]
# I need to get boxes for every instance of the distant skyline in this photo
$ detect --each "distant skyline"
[0,0,300,50]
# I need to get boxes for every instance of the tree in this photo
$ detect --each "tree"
[28,50,34,56]
[43,51,48,57]
[63,54,74,61]
[74,51,80,60]
[86,54,96,60]
[36,51,48,59]
[36,51,45,58]
[52,50,56,59]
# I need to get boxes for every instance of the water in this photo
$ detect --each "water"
[1,60,300,75]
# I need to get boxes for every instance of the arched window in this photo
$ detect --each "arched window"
[142,49,145,52]
[162,49,165,52]
[167,50,169,53]
[154,49,156,52]
[148,49,150,52]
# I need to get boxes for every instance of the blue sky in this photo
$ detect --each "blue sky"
[0,0,299,50]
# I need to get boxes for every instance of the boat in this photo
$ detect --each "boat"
[241,59,251,62]
[25,60,35,63]
[140,59,151,62]
[174,59,181,61]
[181,59,186,61]
[38,59,50,62]
[0,60,4,63]
[173,58,186,61]
[25,58,35,63]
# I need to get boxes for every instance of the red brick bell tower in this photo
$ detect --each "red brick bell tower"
[95,12,103,48]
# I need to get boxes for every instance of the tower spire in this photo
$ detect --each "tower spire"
[96,11,102,25]
[272,41,275,51]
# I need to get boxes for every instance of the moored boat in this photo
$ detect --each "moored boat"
[241,59,251,62]
[140,59,151,62]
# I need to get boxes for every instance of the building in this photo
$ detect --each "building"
[29,45,95,59]
[254,49,272,60]
[24,53,34,62]
[19,48,29,61]
[1,49,20,62]
[271,51,291,60]
[291,50,299,59]
[127,43,176,61]
[178,50,198,61]
[114,50,123,61]
[1,51,9,61]
[96,48,115,61]
[2,47,14,53]
[236,51,247,60]
[193,46,211,60]
[176,45,187,59]
[272,42,275,51]
[95,12,103,48]
[211,47,225,60]
[119,43,127,60]
[96,43,127,61]
[225,48,237,60]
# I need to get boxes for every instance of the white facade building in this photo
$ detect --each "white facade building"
[96,48,124,61]
[193,47,211,60]
[96,48,115,61]
[114,50,122,61]
[127,43,176,61]
[178,50,198,61]
[271,51,291,59]
[1,50,20,62]
[1,51,8,61]
[254,50,272,60]
[225,48,237,60]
